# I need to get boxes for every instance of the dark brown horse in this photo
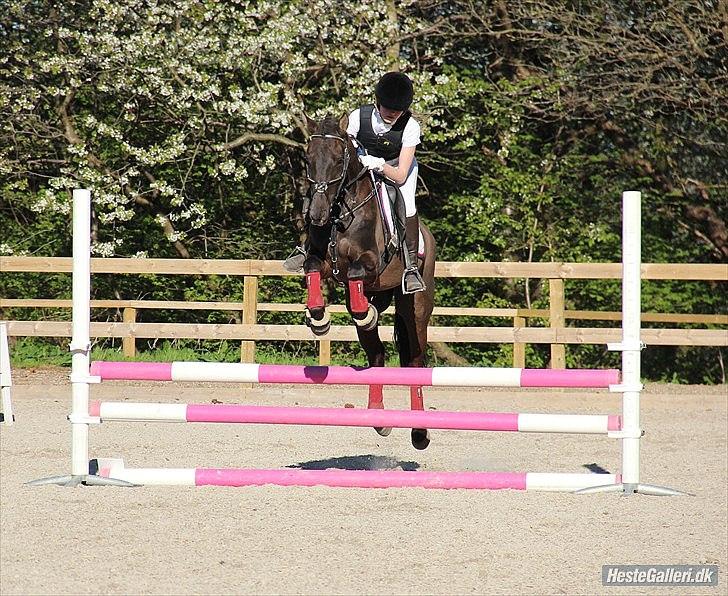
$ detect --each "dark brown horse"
[301,115,436,449]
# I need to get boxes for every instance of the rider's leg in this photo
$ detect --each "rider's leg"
[399,162,425,294]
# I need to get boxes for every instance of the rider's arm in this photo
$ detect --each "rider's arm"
[382,145,415,185]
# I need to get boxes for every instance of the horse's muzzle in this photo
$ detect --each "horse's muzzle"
[309,216,330,227]
[308,194,333,228]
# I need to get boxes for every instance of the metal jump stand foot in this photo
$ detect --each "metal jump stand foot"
[575,482,692,496]
[26,475,138,488]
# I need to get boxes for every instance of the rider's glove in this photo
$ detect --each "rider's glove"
[359,155,385,173]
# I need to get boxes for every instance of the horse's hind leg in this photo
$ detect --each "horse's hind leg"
[409,386,429,448]
[395,290,434,450]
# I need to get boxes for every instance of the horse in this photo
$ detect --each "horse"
[301,114,436,449]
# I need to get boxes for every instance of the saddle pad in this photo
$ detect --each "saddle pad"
[377,183,424,255]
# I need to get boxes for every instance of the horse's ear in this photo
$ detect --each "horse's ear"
[304,113,318,135]
[338,113,349,134]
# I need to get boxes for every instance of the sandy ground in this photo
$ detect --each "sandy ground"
[0,368,726,595]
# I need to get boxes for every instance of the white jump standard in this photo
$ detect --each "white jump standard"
[29,189,687,494]
[1,322,14,426]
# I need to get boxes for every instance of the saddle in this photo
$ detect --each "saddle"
[374,177,407,263]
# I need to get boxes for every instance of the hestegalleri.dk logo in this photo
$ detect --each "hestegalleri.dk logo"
[602,564,718,586]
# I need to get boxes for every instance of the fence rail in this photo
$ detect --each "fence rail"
[2,257,726,366]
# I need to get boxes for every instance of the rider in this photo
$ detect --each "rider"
[284,71,426,294]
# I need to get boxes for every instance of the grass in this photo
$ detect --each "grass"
[7,337,404,367]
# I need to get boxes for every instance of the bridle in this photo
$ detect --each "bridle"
[305,132,377,278]
[306,134,350,206]
[305,134,374,224]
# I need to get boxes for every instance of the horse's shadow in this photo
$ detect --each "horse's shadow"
[287,454,420,472]
[288,458,613,474]
[583,463,612,474]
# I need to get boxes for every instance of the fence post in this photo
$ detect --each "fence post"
[512,312,526,368]
[240,275,258,363]
[549,278,566,368]
[319,339,331,365]
[122,307,136,358]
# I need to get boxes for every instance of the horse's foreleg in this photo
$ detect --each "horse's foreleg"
[348,279,378,331]
[410,385,424,410]
[304,271,330,335]
[368,383,390,437]
[355,321,390,438]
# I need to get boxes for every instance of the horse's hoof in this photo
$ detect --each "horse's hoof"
[309,320,330,336]
[411,428,430,450]
[353,304,378,331]
[374,426,392,437]
[305,308,330,336]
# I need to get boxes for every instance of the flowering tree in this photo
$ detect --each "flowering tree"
[1,0,445,256]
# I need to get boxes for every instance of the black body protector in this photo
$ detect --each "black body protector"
[357,104,411,161]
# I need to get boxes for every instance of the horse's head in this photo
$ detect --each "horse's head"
[304,114,353,226]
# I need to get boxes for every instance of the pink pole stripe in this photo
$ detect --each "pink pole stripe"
[90,361,172,381]
[608,415,622,431]
[194,468,529,489]
[186,404,519,431]
[257,365,433,385]
[520,368,620,388]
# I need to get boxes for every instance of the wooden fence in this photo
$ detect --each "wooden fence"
[1,257,726,367]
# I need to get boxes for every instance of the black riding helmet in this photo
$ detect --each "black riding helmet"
[375,72,414,112]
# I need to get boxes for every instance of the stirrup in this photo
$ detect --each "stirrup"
[283,246,306,273]
[402,266,426,294]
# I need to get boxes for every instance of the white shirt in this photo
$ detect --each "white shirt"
[347,106,421,148]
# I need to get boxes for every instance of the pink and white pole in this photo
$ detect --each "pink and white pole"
[92,459,620,491]
[89,361,620,388]
[90,401,622,434]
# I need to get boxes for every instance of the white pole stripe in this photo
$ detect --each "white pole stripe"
[517,413,612,434]
[113,468,195,486]
[431,367,522,387]
[171,362,260,382]
[98,402,187,422]
[525,473,619,491]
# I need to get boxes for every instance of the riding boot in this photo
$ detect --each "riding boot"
[401,214,426,294]
[283,243,307,273]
